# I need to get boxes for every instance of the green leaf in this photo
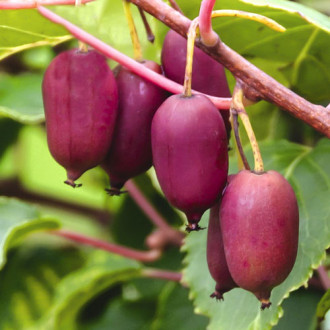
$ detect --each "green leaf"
[0,242,85,330]
[35,250,142,329]
[0,197,60,271]
[152,282,208,330]
[51,0,164,61]
[0,9,70,60]
[182,139,330,330]
[274,288,323,330]
[0,73,45,124]
[81,298,156,330]
[0,118,21,158]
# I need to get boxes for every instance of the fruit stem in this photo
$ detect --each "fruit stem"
[75,0,89,53]
[232,82,264,173]
[125,180,184,246]
[37,6,232,109]
[230,110,250,171]
[52,229,162,262]
[183,18,199,97]
[167,0,183,14]
[0,0,94,9]
[123,0,143,61]
[138,7,155,43]
[199,0,219,47]
[142,268,182,282]
[211,10,286,32]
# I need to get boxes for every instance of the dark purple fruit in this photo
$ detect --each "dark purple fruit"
[220,170,299,309]
[102,60,167,194]
[161,30,231,137]
[42,49,118,187]
[151,94,228,231]
[207,201,237,300]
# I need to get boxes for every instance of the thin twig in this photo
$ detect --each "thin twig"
[230,110,250,170]
[0,177,110,225]
[138,7,155,43]
[52,229,162,262]
[232,82,264,172]
[122,0,143,60]
[168,0,183,14]
[125,180,184,246]
[142,268,182,282]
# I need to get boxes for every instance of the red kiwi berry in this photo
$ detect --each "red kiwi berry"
[220,170,299,309]
[207,201,237,300]
[161,30,231,138]
[42,48,118,187]
[102,60,167,195]
[151,94,228,232]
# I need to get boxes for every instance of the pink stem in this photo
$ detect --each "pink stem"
[37,5,231,109]
[125,180,170,231]
[52,229,161,262]
[199,0,218,46]
[317,265,330,290]
[125,180,184,245]
[0,0,93,9]
[143,268,182,282]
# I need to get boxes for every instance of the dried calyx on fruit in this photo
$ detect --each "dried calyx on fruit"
[151,94,228,231]
[220,170,299,309]
[161,30,231,138]
[42,48,118,187]
[207,200,237,300]
[102,60,167,195]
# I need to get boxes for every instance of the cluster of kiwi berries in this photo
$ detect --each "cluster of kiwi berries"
[42,30,299,310]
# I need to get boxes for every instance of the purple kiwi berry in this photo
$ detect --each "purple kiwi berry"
[220,170,299,309]
[161,30,231,138]
[42,49,118,187]
[151,94,228,231]
[207,201,237,300]
[102,60,167,195]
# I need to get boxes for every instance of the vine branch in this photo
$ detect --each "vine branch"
[129,0,330,137]
[124,180,184,247]
[142,268,182,282]
[52,229,162,262]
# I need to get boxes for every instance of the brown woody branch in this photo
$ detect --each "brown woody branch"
[130,0,330,137]
[0,177,111,225]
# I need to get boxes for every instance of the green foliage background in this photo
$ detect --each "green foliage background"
[0,0,329,329]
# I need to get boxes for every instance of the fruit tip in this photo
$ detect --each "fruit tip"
[105,187,128,196]
[210,291,224,301]
[185,223,205,232]
[260,299,272,310]
[64,179,82,188]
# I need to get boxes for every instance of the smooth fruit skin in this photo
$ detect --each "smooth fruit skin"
[220,170,299,308]
[102,61,167,193]
[161,30,231,137]
[207,201,237,299]
[42,49,118,187]
[151,94,228,231]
